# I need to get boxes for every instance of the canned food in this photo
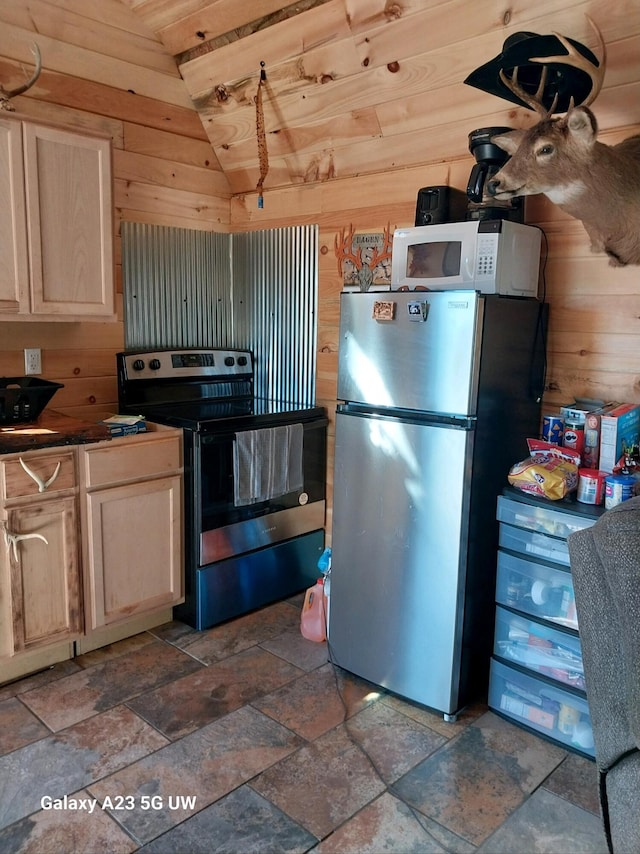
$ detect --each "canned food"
[577,469,607,505]
[563,419,585,455]
[542,414,564,445]
[604,474,636,509]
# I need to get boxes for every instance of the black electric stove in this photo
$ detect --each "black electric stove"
[117,348,328,629]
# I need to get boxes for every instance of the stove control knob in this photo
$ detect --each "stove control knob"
[224,356,235,367]
[132,359,145,371]
[149,359,161,370]
[237,356,248,366]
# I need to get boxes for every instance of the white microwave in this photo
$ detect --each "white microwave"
[390,219,541,298]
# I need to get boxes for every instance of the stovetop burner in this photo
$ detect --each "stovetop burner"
[135,399,326,432]
[117,348,323,432]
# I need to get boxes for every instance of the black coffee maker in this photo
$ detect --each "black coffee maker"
[466,126,524,222]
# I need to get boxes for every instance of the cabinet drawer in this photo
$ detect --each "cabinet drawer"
[489,658,594,757]
[493,606,584,691]
[495,549,578,630]
[499,522,570,566]
[83,435,182,488]
[1,451,75,500]
[497,495,597,539]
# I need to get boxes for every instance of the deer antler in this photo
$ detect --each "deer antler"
[0,43,42,111]
[334,224,363,277]
[499,16,605,116]
[529,17,605,109]
[368,223,393,270]
[499,65,556,117]
[19,456,61,493]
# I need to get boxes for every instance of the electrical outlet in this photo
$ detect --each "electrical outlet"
[24,348,42,375]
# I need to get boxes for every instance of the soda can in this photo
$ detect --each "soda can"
[542,414,564,445]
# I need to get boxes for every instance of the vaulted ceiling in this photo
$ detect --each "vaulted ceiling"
[120,0,638,196]
[1,1,639,199]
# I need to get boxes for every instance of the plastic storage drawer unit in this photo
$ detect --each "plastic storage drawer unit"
[497,495,596,540]
[493,606,584,690]
[489,658,594,757]
[499,522,570,566]
[495,550,578,630]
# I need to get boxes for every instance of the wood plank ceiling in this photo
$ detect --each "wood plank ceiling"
[1,1,638,200]
[121,0,639,197]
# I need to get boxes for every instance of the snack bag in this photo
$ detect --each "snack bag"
[508,441,580,500]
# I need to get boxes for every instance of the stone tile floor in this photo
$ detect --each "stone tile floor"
[0,596,609,853]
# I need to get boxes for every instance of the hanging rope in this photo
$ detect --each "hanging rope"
[255,61,269,208]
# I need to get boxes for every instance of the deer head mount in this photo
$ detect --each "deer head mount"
[486,21,640,267]
[1,44,42,111]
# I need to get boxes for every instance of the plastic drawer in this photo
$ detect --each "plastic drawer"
[488,658,594,757]
[497,495,597,540]
[493,606,584,691]
[499,522,570,566]
[495,550,578,630]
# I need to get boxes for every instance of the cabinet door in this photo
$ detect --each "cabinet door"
[84,475,183,629]
[5,496,82,652]
[22,123,114,318]
[0,117,28,314]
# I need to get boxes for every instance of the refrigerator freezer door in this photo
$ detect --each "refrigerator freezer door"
[337,290,482,416]
[328,408,473,714]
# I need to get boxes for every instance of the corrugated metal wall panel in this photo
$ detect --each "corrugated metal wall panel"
[122,222,317,406]
[232,226,317,405]
[122,222,233,350]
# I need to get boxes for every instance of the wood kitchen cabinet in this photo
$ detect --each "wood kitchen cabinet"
[0,426,184,683]
[78,426,183,642]
[0,448,82,680]
[0,114,114,321]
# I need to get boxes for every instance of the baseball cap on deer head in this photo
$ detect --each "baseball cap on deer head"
[464,30,602,114]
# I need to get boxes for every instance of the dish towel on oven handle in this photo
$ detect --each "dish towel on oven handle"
[233,423,304,506]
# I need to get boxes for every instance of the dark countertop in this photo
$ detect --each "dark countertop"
[0,410,112,454]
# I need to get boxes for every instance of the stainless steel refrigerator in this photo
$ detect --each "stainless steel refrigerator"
[328,290,547,718]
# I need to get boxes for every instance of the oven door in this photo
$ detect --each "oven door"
[197,417,327,565]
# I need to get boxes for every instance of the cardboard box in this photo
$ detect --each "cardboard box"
[500,693,557,731]
[583,403,619,469]
[100,415,147,437]
[560,400,618,469]
[599,403,640,473]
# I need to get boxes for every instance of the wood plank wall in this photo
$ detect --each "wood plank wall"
[0,0,231,421]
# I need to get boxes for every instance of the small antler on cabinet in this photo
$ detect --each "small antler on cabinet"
[3,522,49,563]
[1,43,42,111]
[19,456,61,493]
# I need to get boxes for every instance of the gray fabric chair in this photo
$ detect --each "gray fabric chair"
[567,496,640,854]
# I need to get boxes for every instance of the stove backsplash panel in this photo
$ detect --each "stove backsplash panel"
[122,223,318,407]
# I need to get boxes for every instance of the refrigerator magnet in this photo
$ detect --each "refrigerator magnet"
[372,300,395,321]
[407,300,428,321]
